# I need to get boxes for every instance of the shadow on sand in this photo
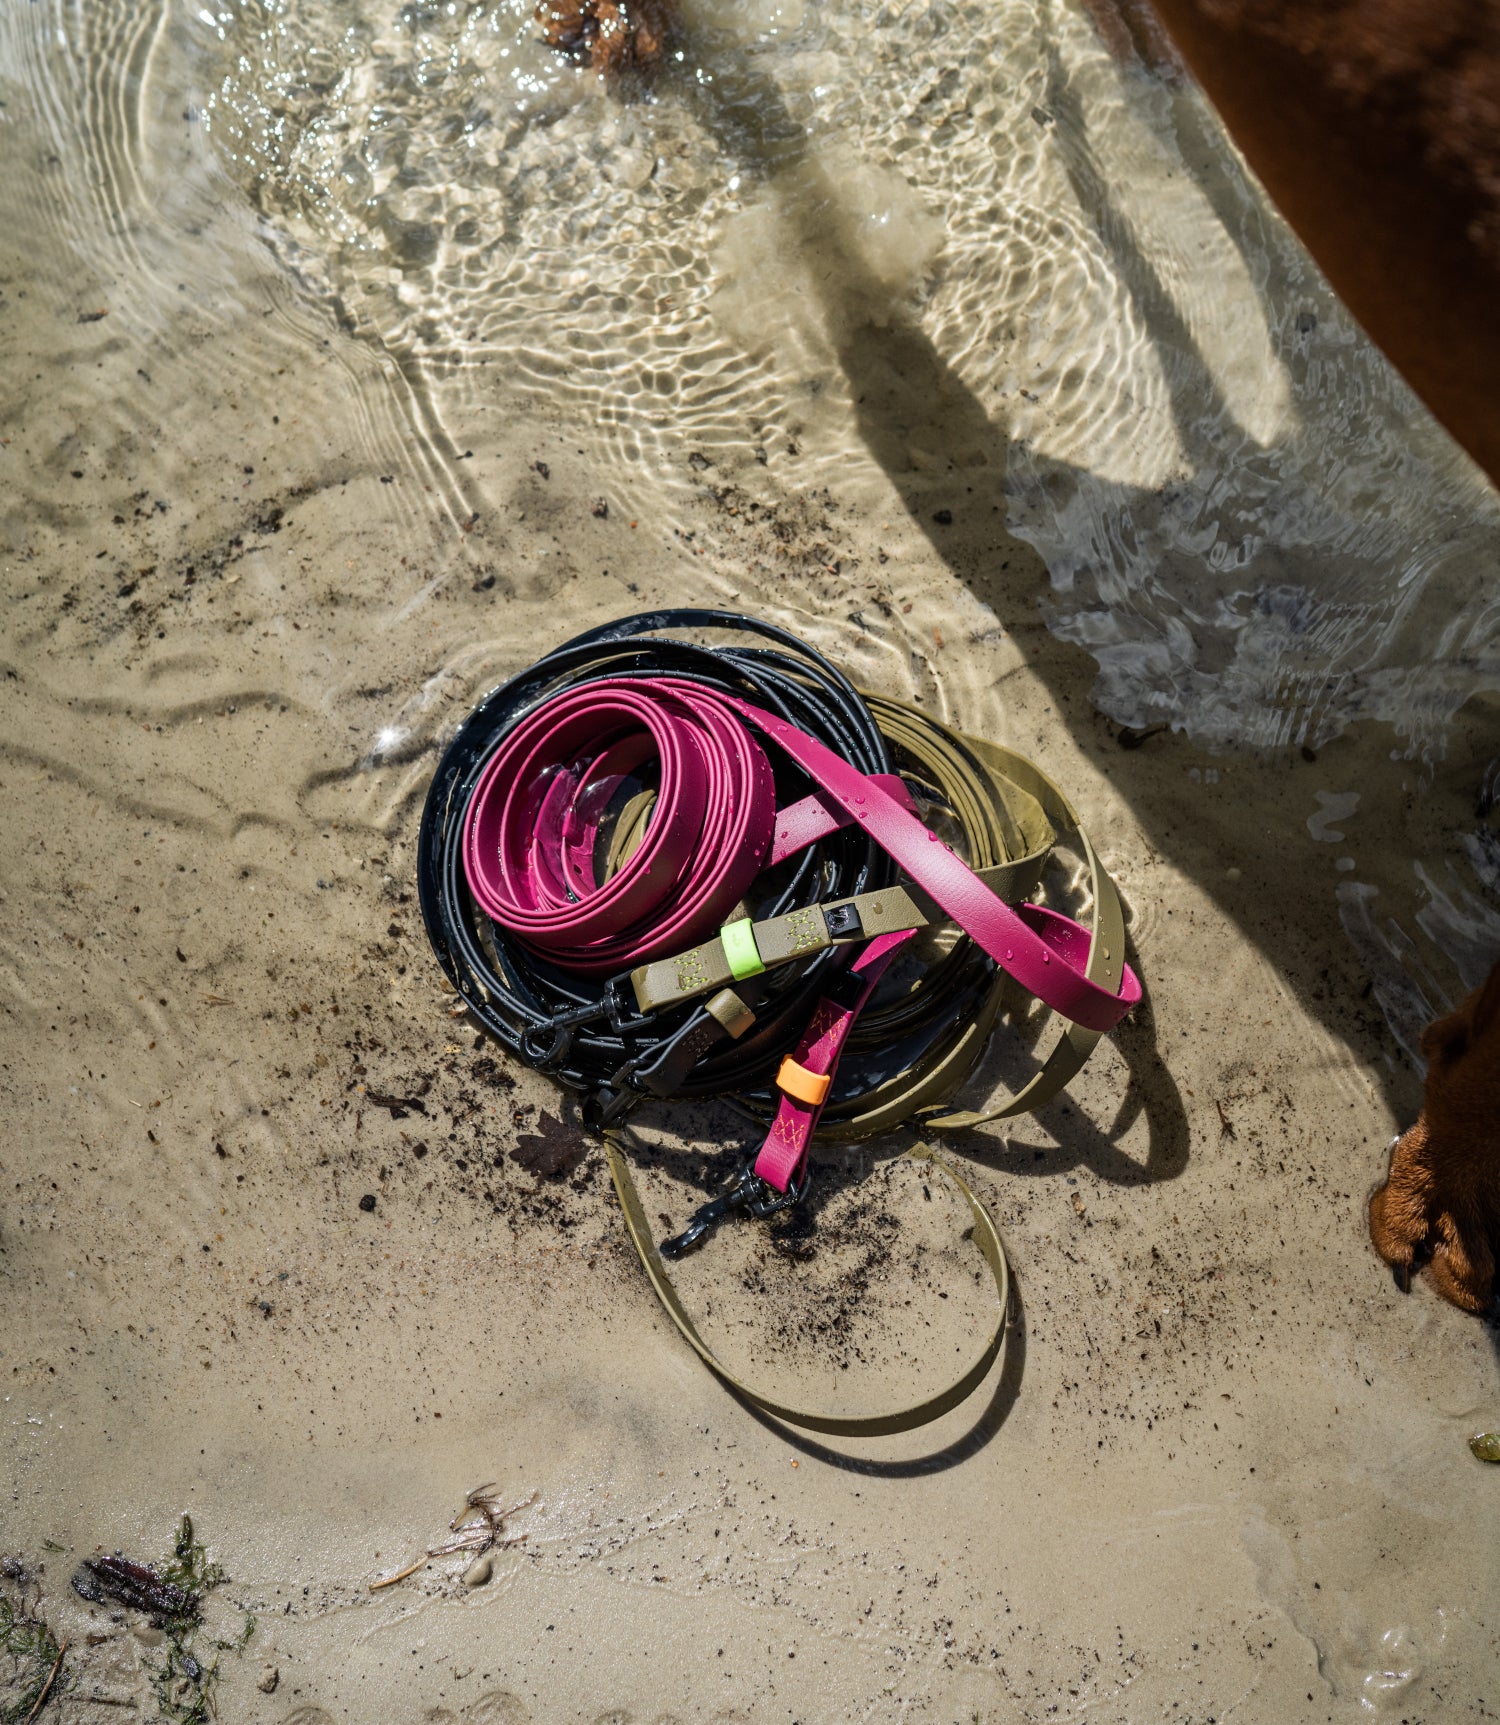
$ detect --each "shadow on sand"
[655,17,1500,1449]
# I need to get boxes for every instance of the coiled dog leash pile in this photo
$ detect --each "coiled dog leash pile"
[418,610,1140,1433]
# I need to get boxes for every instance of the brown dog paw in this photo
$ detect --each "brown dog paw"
[536,0,676,79]
[1369,963,1500,1312]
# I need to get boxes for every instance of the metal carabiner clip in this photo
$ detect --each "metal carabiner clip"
[659,1158,811,1259]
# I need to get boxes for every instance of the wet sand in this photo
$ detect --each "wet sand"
[3,0,1499,1719]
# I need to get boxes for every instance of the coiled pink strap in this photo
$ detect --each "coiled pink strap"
[462,678,1139,1030]
[463,679,776,974]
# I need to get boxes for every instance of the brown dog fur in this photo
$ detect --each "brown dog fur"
[1138,0,1500,489]
[1369,962,1500,1311]
[536,0,676,79]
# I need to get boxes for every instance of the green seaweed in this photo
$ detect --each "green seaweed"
[0,1595,65,1725]
[140,1518,252,1725]
[1469,1431,1500,1463]
[155,1516,226,1601]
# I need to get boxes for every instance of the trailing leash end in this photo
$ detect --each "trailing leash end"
[660,1158,811,1259]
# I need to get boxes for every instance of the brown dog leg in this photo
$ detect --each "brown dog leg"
[1140,0,1500,489]
[1428,1208,1498,1314]
[1368,965,1500,1312]
[1368,1119,1432,1287]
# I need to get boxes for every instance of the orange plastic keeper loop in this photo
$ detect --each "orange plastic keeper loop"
[776,1056,832,1108]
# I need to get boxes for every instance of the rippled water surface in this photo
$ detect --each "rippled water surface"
[1,0,1498,1024]
[13,0,1494,747]
[7,0,1496,1041]
[187,0,1500,755]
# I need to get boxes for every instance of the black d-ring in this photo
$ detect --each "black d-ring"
[520,1021,576,1071]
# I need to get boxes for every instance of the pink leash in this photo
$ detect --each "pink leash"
[462,677,1140,1187]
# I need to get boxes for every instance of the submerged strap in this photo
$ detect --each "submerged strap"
[605,1136,1010,1437]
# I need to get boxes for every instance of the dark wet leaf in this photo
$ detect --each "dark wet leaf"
[72,1555,197,1623]
[510,1112,586,1180]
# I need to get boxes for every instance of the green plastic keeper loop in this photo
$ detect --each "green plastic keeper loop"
[720,917,766,981]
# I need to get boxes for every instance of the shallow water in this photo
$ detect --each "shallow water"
[3,1,1500,1720]
[194,0,1500,756]
[9,0,1499,1043]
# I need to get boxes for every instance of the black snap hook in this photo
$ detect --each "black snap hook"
[660,1159,811,1259]
[519,1021,577,1070]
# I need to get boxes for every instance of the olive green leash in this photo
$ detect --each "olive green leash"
[605,1135,1010,1437]
[602,694,1126,1436]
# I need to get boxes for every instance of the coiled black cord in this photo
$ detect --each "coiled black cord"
[417,610,899,1122]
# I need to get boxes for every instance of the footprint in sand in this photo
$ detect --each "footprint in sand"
[463,1695,532,1724]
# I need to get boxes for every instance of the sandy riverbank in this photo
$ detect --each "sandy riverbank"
[3,0,1499,1719]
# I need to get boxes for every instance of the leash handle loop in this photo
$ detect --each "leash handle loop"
[607,1137,1010,1437]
